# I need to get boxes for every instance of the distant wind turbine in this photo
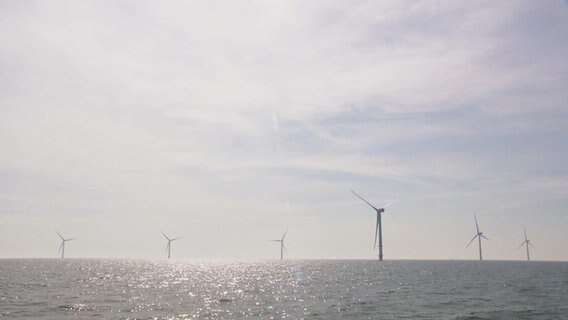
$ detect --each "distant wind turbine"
[269,231,287,260]
[517,227,533,261]
[161,231,182,259]
[56,230,77,259]
[466,214,489,261]
[350,189,392,261]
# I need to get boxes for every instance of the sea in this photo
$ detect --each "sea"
[0,259,567,319]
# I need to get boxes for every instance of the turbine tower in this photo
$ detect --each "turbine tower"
[161,231,182,259]
[56,230,77,259]
[269,231,287,260]
[517,227,533,261]
[350,189,392,261]
[466,214,489,261]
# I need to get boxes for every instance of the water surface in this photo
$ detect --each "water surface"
[1,259,566,319]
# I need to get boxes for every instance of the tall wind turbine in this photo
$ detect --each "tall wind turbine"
[350,189,392,261]
[466,214,489,261]
[56,230,77,259]
[269,231,287,260]
[517,227,533,261]
[161,231,182,259]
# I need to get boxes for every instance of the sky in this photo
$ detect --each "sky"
[1,1,567,261]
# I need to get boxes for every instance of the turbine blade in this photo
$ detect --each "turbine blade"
[281,230,288,241]
[466,234,478,247]
[528,241,534,247]
[350,189,379,211]
[171,237,182,241]
[269,240,281,242]
[58,242,64,253]
[382,202,393,209]
[517,242,525,250]
[481,234,489,240]
[374,213,379,250]
[474,214,480,234]
[160,231,170,241]
[55,230,64,240]
[282,243,287,252]
[66,238,78,241]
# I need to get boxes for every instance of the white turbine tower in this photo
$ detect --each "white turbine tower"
[161,232,182,259]
[466,214,489,261]
[269,231,287,260]
[351,189,392,261]
[56,230,77,259]
[517,227,533,261]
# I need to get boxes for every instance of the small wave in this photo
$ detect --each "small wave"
[454,308,561,320]
[56,303,95,312]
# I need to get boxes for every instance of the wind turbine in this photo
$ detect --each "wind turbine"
[56,230,77,259]
[517,227,533,261]
[350,189,392,261]
[161,231,182,259]
[466,214,489,261]
[269,231,287,260]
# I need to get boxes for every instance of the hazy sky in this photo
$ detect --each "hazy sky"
[1,1,567,260]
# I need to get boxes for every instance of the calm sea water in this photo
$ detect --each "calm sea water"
[0,259,566,319]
